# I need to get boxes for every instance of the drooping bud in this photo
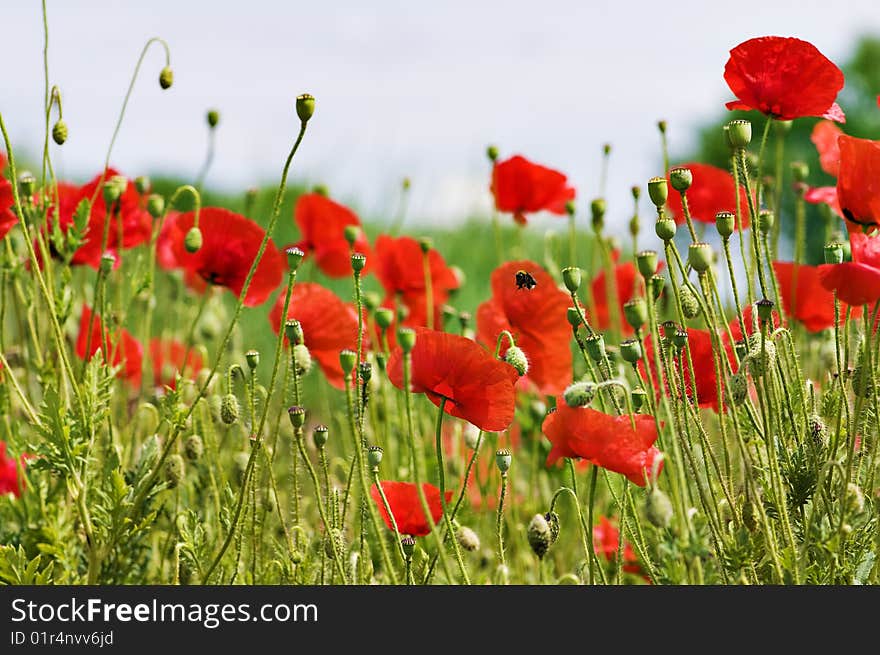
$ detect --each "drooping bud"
[296,93,315,123]
[339,349,357,376]
[147,194,165,218]
[688,242,713,273]
[220,394,240,425]
[636,250,658,279]
[397,328,416,353]
[669,167,693,192]
[655,217,677,242]
[286,246,305,270]
[367,445,384,469]
[679,286,700,319]
[52,119,68,145]
[495,449,512,474]
[715,211,735,238]
[184,434,204,461]
[159,66,174,90]
[287,405,306,429]
[184,226,203,253]
[164,454,185,488]
[563,381,595,408]
[456,526,481,552]
[620,339,643,364]
[644,488,674,528]
[313,424,329,448]
[207,109,220,128]
[527,514,551,558]
[726,119,752,149]
[623,298,647,331]
[647,176,668,208]
[504,346,529,376]
[245,349,260,371]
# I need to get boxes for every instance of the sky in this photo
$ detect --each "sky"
[3,0,880,233]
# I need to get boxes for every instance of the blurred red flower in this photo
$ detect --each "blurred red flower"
[811,120,843,177]
[772,262,848,332]
[0,441,27,498]
[724,36,845,122]
[664,163,749,228]
[376,235,459,329]
[268,282,361,389]
[149,338,203,390]
[161,207,285,307]
[491,155,575,225]
[0,153,17,240]
[593,516,642,574]
[387,328,518,432]
[75,306,143,387]
[819,229,880,306]
[476,260,572,395]
[589,256,659,336]
[804,186,842,218]
[542,403,663,486]
[370,481,452,537]
[294,193,372,277]
[836,135,880,229]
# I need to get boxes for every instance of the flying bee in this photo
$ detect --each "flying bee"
[515,270,537,290]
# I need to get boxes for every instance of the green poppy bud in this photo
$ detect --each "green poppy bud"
[184,434,204,461]
[636,250,658,279]
[565,200,576,217]
[419,237,433,253]
[527,514,551,559]
[758,209,774,234]
[486,144,499,162]
[159,66,174,90]
[562,266,581,293]
[791,161,809,183]
[220,393,240,425]
[343,224,360,247]
[585,333,605,362]
[669,167,693,192]
[590,198,606,233]
[184,226,203,253]
[631,387,648,411]
[18,172,36,198]
[726,119,752,149]
[504,346,529,376]
[103,176,126,206]
[375,307,394,330]
[645,488,674,528]
[133,176,150,195]
[207,109,220,128]
[566,307,582,328]
[364,291,382,312]
[688,242,713,273]
[293,344,312,375]
[296,93,315,123]
[339,349,357,376]
[620,339,643,364]
[563,381,595,408]
[147,194,165,219]
[655,217,677,242]
[647,176,668,208]
[729,372,748,404]
[649,274,665,300]
[164,454,185,488]
[456,526,480,552]
[623,298,647,331]
[679,285,700,319]
[397,328,416,353]
[746,333,776,377]
[52,119,68,145]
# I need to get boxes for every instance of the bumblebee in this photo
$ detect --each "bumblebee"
[515,270,537,290]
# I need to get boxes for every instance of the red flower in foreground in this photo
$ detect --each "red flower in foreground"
[665,163,749,228]
[542,403,663,486]
[476,260,572,395]
[294,193,372,277]
[491,155,575,225]
[149,338,203,390]
[811,120,843,177]
[370,481,452,537]
[268,282,360,389]
[724,36,845,122]
[772,262,849,332]
[836,135,880,229]
[387,329,518,432]
[376,235,459,328]
[160,208,285,307]
[819,229,880,307]
[75,306,143,387]
[642,328,731,412]
[0,441,27,498]
[0,153,17,240]
[593,516,642,574]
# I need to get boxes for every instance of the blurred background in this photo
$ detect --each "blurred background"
[3,0,880,234]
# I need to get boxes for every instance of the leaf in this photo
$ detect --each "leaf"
[854,551,875,585]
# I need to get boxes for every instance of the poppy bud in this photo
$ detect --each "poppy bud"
[207,109,220,128]
[456,525,481,552]
[756,298,774,323]
[18,172,36,198]
[339,349,357,376]
[158,66,174,89]
[52,119,68,145]
[565,200,576,217]
[99,252,115,276]
[851,364,874,398]
[324,528,343,559]
[184,434,204,461]
[504,346,529,376]
[585,334,605,362]
[147,194,165,218]
[364,292,382,312]
[374,308,394,330]
[672,328,689,351]
[655,217,677,242]
[715,211,735,238]
[657,120,667,134]
[418,237,433,253]
[645,488,674,528]
[688,242,713,273]
[620,339,642,364]
[647,176,668,208]
[397,328,416,353]
[296,93,315,123]
[566,307,582,328]
[791,161,809,183]
[132,176,149,195]
[824,243,843,265]
[287,405,306,429]
[312,184,329,197]
[669,167,693,192]
[629,214,640,239]
[350,252,366,273]
[590,198,606,233]
[726,119,752,149]
[679,286,700,319]
[367,445,383,469]
[636,250,658,279]
[463,422,481,450]
[184,226,203,253]
[342,225,361,248]
[282,320,303,346]
[527,513,551,558]
[286,246,305,271]
[631,387,648,411]
[809,414,828,448]
[649,274,665,300]
[103,176,126,206]
[495,448,512,474]
[313,424,329,448]
[486,144,500,162]
[623,298,647,331]
[563,381,595,408]
[758,209,774,234]
[401,536,416,559]
[746,334,776,377]
[245,349,260,371]
[220,393,240,425]
[293,344,312,375]
[562,266,581,293]
[845,482,865,514]
[164,454,185,488]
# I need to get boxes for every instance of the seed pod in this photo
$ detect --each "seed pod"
[495,449,511,474]
[296,93,315,123]
[339,349,357,376]
[669,167,693,192]
[726,119,752,148]
[562,266,581,293]
[715,211,735,238]
[544,511,560,545]
[313,424,329,448]
[636,250,658,279]
[647,176,668,208]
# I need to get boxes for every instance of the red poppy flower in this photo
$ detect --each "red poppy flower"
[75,306,144,387]
[542,403,662,486]
[293,193,372,278]
[161,207,285,307]
[724,36,845,122]
[491,155,575,225]
[268,282,361,389]
[387,328,518,432]
[593,516,641,574]
[149,338,204,390]
[642,328,731,412]
[664,163,750,228]
[370,481,452,537]
[375,235,459,328]
[772,262,847,332]
[804,186,842,218]
[0,441,27,498]
[811,120,843,177]
[588,255,661,336]
[836,135,880,229]
[476,260,572,395]
[0,153,17,240]
[818,230,880,306]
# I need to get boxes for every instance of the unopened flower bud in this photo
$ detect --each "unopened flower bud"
[563,381,595,408]
[397,328,416,353]
[339,349,357,375]
[456,526,480,552]
[286,247,305,270]
[527,514,551,558]
[624,298,647,331]
[565,200,576,217]
[351,252,366,272]
[669,167,692,192]
[207,109,220,128]
[726,119,752,148]
[636,250,658,279]
[418,237,433,253]
[647,176,668,208]
[313,424,329,448]
[566,307,582,328]
[52,119,68,145]
[103,176,126,206]
[184,434,204,461]
[147,194,165,218]
[463,423,481,450]
[679,286,700,319]
[220,394,240,425]
[287,405,306,429]
[296,93,315,123]
[245,349,260,371]
[746,333,776,377]
[367,445,384,468]
[620,339,643,364]
[184,226,203,253]
[495,449,511,473]
[791,161,809,183]
[655,217,677,242]
[504,346,529,376]
[590,198,606,232]
[486,144,499,162]
[293,344,312,375]
[364,292,381,312]
[585,334,605,362]
[159,66,174,90]
[562,266,581,293]
[715,211,735,238]
[164,454,185,488]
[18,172,36,198]
[645,488,674,528]
[729,372,748,404]
[132,176,149,195]
[688,242,713,273]
[824,243,843,264]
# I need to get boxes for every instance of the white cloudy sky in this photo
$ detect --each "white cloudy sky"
[3,0,879,232]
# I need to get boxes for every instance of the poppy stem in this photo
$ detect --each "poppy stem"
[496,470,508,573]
[730,151,755,306]
[434,398,471,583]
[370,471,407,564]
